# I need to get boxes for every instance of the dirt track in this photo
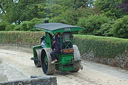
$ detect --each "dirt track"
[0,46,128,85]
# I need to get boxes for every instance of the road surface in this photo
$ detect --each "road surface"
[0,46,128,85]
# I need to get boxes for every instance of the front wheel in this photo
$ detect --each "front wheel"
[33,51,41,67]
[41,48,55,75]
[34,60,41,67]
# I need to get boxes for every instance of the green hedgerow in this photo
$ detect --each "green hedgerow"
[74,35,128,58]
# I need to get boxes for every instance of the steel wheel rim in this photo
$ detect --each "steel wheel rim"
[41,55,48,74]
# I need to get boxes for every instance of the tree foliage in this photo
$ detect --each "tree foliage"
[0,21,9,31]
[111,16,128,38]
[72,0,88,9]
[0,0,45,24]
[97,20,115,36]
[45,0,73,18]
[50,8,95,25]
[78,14,111,35]
[5,24,16,31]
[117,0,128,13]
[94,0,122,18]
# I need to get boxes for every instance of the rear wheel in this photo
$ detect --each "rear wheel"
[72,45,82,72]
[72,61,81,72]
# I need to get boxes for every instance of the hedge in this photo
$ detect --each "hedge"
[0,31,44,47]
[74,35,128,58]
[0,31,128,58]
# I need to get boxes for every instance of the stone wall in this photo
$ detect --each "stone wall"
[0,76,57,85]
[82,51,128,69]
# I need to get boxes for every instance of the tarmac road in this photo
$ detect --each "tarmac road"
[0,46,128,85]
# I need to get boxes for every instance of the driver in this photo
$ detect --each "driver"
[50,33,60,64]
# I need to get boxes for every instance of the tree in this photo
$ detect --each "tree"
[77,14,111,35]
[73,0,88,9]
[97,20,115,36]
[111,16,128,38]
[117,0,128,13]
[87,0,94,8]
[0,0,45,24]
[45,0,93,18]
[45,0,73,18]
[50,7,95,25]
[0,0,15,23]
[0,21,9,31]
[94,0,122,18]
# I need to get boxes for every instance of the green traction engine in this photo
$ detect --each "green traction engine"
[31,23,83,75]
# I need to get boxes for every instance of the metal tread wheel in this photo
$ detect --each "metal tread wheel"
[72,45,82,72]
[34,60,41,67]
[41,48,55,75]
[34,51,41,67]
